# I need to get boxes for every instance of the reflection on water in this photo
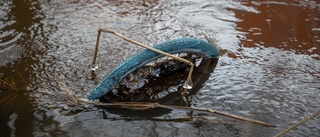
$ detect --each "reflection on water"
[0,0,46,136]
[236,0,320,56]
[0,0,319,136]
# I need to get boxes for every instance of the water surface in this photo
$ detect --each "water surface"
[0,0,319,136]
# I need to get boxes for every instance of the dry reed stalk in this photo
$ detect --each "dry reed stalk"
[56,77,276,128]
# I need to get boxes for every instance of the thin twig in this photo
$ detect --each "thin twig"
[92,28,195,92]
[158,104,276,127]
[19,72,27,89]
[273,110,320,137]
[56,77,79,104]
[79,99,275,127]
[0,78,17,91]
[0,93,18,104]
[56,77,276,128]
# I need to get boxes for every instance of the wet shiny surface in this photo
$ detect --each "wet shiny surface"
[0,0,319,136]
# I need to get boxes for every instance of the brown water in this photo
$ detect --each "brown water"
[0,0,319,136]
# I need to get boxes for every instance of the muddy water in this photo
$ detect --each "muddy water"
[0,0,319,136]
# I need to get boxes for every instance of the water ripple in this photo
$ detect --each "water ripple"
[1,0,319,136]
